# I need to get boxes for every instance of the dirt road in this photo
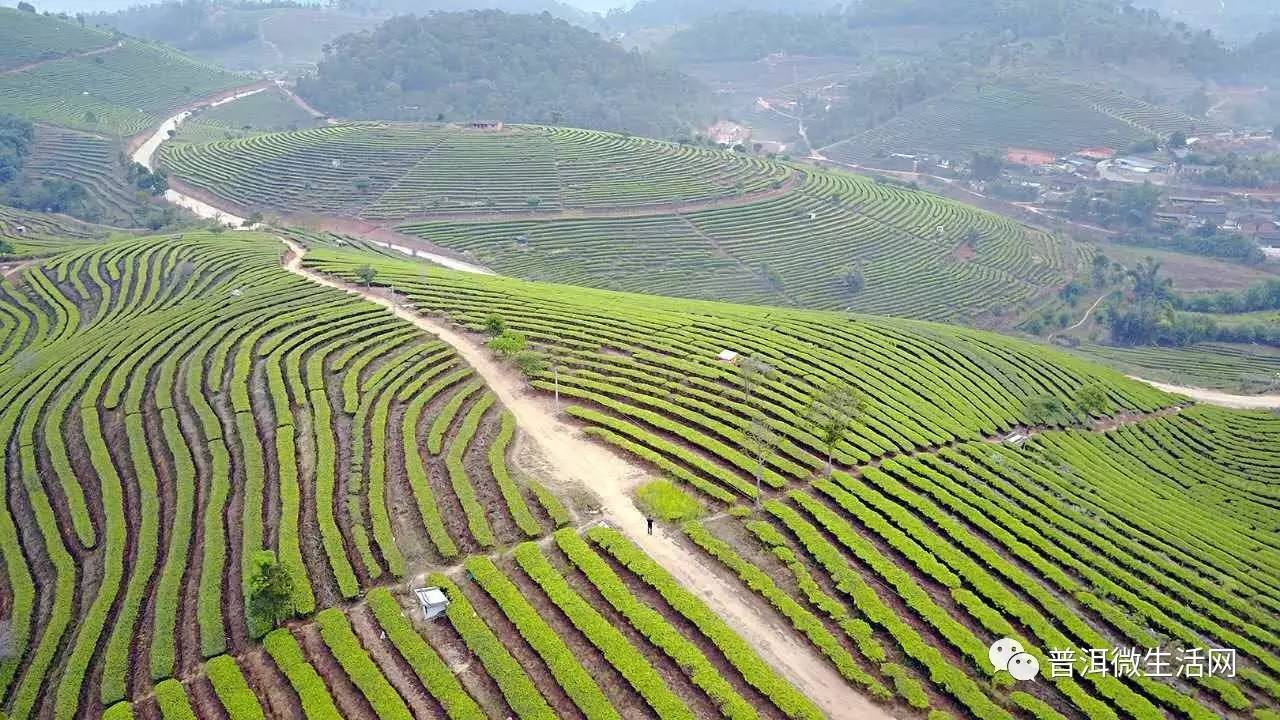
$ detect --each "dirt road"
[280,237,892,720]
[1127,377,1280,410]
[1,40,123,75]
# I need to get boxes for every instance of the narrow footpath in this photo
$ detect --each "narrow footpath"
[280,237,896,720]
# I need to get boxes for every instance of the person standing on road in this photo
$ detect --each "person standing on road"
[646,516,654,535]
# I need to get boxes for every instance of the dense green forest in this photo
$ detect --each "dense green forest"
[0,115,34,186]
[295,10,717,138]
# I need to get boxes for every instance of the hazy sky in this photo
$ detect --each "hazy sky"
[2,0,631,13]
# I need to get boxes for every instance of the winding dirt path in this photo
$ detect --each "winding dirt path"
[279,237,893,720]
[1,40,123,75]
[1051,292,1114,341]
[1126,377,1280,410]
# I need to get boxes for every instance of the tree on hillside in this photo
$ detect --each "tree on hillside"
[248,550,294,633]
[1090,252,1112,287]
[0,113,36,185]
[0,239,14,256]
[1075,383,1109,416]
[1068,187,1091,219]
[838,264,865,294]
[488,331,527,358]
[1169,131,1187,149]
[514,350,548,377]
[807,381,864,477]
[737,354,775,414]
[970,151,1003,181]
[1127,257,1171,301]
[17,1,35,12]
[483,313,506,336]
[354,265,376,287]
[1023,393,1067,426]
[744,417,779,504]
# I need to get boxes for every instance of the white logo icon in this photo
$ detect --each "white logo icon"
[990,638,1039,681]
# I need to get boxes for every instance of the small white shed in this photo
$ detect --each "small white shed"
[716,349,739,364]
[414,586,450,620]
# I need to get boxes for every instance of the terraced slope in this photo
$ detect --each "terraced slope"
[173,87,322,145]
[301,246,1278,720]
[3,229,1277,720]
[19,124,163,227]
[0,39,243,135]
[400,168,1071,319]
[158,122,1072,321]
[0,7,113,71]
[822,78,1226,164]
[0,231,573,717]
[159,123,792,218]
[1076,341,1280,393]
[97,530,828,720]
[0,205,107,256]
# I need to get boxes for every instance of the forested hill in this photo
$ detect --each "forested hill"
[294,11,716,139]
[662,0,1226,71]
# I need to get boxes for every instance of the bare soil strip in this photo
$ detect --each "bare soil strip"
[1128,377,1280,410]
[280,237,897,720]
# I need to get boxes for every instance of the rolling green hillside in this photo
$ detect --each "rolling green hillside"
[0,228,1276,719]
[159,123,791,216]
[302,240,1276,720]
[0,7,114,71]
[158,122,1077,321]
[822,78,1225,164]
[0,33,244,136]
[172,86,323,144]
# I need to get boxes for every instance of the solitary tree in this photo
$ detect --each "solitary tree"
[514,349,548,377]
[0,239,13,256]
[483,313,506,336]
[355,265,376,287]
[247,550,294,633]
[807,381,864,477]
[1074,383,1109,416]
[738,354,774,413]
[1023,393,1067,426]
[1127,257,1170,301]
[744,417,779,504]
[488,330,527,358]
[838,264,865,294]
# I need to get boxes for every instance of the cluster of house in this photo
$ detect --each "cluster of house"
[1001,142,1280,243]
[1155,195,1280,243]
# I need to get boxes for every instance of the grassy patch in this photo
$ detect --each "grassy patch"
[635,478,703,523]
